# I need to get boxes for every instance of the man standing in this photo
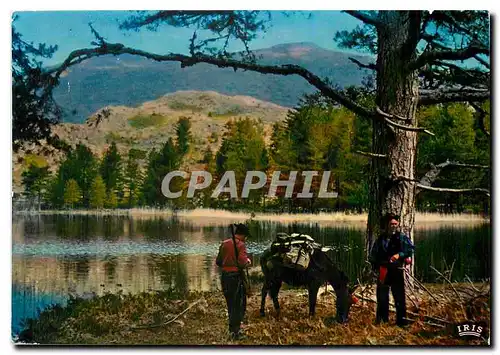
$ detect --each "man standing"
[216,223,251,340]
[369,214,414,327]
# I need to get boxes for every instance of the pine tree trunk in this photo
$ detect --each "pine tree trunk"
[367,12,420,257]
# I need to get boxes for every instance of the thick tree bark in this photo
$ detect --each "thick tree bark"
[367,12,420,253]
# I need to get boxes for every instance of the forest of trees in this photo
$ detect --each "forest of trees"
[13,10,491,244]
[20,98,490,214]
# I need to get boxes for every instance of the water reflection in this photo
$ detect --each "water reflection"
[12,214,491,334]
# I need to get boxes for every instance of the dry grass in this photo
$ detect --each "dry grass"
[20,208,489,228]
[16,281,489,346]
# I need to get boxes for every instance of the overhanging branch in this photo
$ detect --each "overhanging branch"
[474,55,490,69]
[412,44,490,70]
[344,11,383,28]
[44,41,375,120]
[348,57,377,71]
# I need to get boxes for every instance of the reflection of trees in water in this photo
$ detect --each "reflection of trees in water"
[18,215,43,241]
[101,215,124,241]
[50,215,125,240]
[104,255,118,282]
[53,215,98,240]
[153,255,189,293]
[61,256,72,280]
[414,224,491,282]
[13,215,492,283]
[136,217,184,241]
[135,217,222,244]
[74,256,90,281]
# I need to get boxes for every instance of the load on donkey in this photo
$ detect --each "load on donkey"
[260,233,358,323]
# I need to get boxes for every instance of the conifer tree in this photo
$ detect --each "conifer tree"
[89,175,106,209]
[64,179,81,208]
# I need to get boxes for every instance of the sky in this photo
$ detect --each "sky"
[12,11,362,66]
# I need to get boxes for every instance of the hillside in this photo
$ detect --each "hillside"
[13,91,290,192]
[53,42,372,123]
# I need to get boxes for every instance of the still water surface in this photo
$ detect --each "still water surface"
[12,214,491,334]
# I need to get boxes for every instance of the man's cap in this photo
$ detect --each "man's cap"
[381,213,400,226]
[234,223,251,237]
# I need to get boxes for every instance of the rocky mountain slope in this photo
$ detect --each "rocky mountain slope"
[13,91,290,192]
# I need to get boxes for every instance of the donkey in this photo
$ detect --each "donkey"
[259,247,358,323]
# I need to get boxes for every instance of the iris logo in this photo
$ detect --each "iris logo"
[456,323,484,338]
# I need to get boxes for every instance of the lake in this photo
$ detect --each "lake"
[11,214,491,335]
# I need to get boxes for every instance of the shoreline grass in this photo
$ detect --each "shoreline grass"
[14,208,490,226]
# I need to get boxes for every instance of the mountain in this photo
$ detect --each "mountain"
[13,91,290,191]
[53,42,372,123]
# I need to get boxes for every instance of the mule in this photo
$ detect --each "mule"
[259,247,358,323]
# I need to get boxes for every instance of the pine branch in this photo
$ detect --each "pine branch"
[344,11,383,28]
[413,44,490,70]
[348,57,377,71]
[474,55,490,69]
[44,41,375,119]
[419,88,490,105]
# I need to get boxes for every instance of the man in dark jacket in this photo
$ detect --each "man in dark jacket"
[216,223,251,340]
[369,214,414,327]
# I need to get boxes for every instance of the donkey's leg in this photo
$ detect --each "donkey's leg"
[269,281,283,316]
[307,281,322,317]
[330,279,350,323]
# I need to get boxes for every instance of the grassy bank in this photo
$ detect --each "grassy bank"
[14,208,489,226]
[16,282,489,346]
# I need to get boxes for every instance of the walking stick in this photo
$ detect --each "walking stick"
[231,224,251,296]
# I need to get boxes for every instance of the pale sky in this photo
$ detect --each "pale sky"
[13,11,362,66]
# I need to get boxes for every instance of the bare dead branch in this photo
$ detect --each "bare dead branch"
[348,57,377,71]
[417,184,490,196]
[447,162,490,169]
[344,11,383,28]
[393,176,420,183]
[353,291,450,325]
[376,107,434,136]
[129,298,203,330]
[419,160,489,190]
[375,106,411,121]
[355,150,387,158]
[430,266,467,318]
[404,269,441,303]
